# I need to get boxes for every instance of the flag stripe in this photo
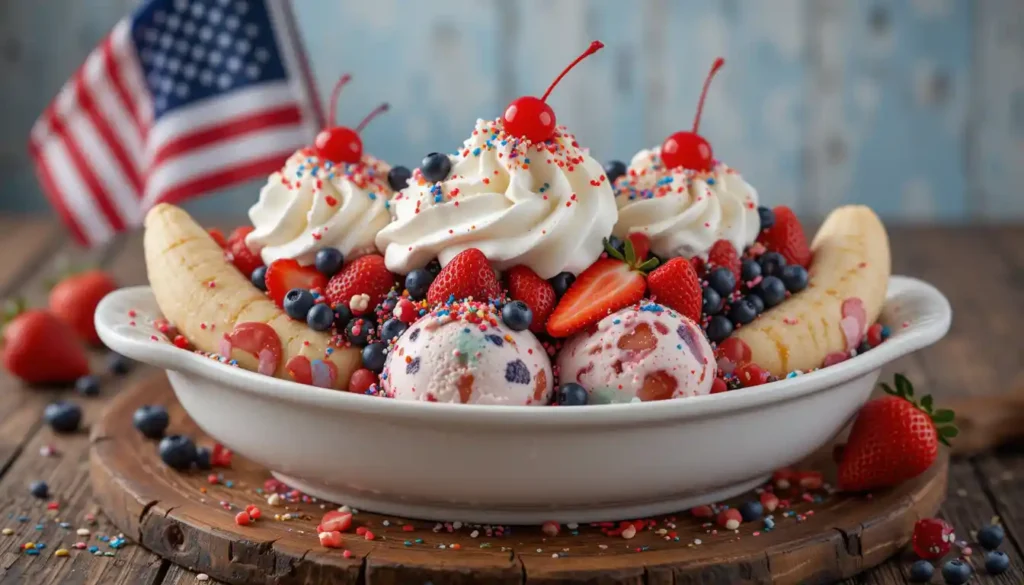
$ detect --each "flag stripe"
[151,104,301,168]
[35,137,113,244]
[66,114,144,226]
[28,140,89,246]
[155,150,293,207]
[82,51,146,169]
[102,32,147,139]
[74,72,145,195]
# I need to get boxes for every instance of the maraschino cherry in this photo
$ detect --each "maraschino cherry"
[502,40,605,143]
[660,58,725,172]
[314,73,390,164]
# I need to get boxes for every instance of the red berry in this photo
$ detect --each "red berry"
[207,228,228,248]
[707,239,741,285]
[759,492,779,512]
[715,337,752,373]
[505,265,556,333]
[314,74,389,164]
[626,233,651,261]
[710,377,728,394]
[1,309,90,384]
[226,226,254,248]
[48,269,117,345]
[501,41,603,143]
[393,298,419,324]
[546,258,646,338]
[773,468,795,490]
[265,259,328,308]
[912,518,955,560]
[211,443,233,467]
[689,256,706,277]
[224,226,262,278]
[348,368,377,393]
[324,254,396,311]
[173,335,190,350]
[867,323,884,347]
[716,508,742,530]
[757,206,811,268]
[647,258,702,323]
[319,510,353,533]
[735,363,770,387]
[660,58,725,172]
[690,505,714,518]
[426,248,502,306]
[318,530,344,549]
[797,471,823,490]
[235,511,251,526]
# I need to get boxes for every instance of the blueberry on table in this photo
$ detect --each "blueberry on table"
[740,258,761,283]
[159,435,198,470]
[707,267,736,297]
[977,524,1004,550]
[333,304,353,331]
[404,268,434,300]
[549,272,576,299]
[746,293,764,315]
[315,247,345,277]
[738,501,763,522]
[501,300,533,332]
[908,560,934,582]
[705,315,733,344]
[557,383,588,406]
[420,153,452,183]
[107,352,132,375]
[758,252,786,276]
[380,318,408,343]
[940,559,971,585]
[754,276,787,308]
[195,447,212,470]
[306,303,335,332]
[603,160,627,185]
[44,401,81,433]
[29,480,49,499]
[250,265,268,291]
[283,289,315,320]
[387,165,412,192]
[702,286,723,316]
[728,298,758,326]
[345,317,376,347]
[780,264,808,293]
[75,375,101,397]
[362,342,388,373]
[757,206,775,230]
[984,550,1010,575]
[133,405,170,439]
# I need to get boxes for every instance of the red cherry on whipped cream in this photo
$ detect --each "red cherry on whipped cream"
[660,58,725,172]
[314,73,390,164]
[502,41,604,143]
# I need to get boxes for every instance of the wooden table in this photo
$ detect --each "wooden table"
[0,219,1021,585]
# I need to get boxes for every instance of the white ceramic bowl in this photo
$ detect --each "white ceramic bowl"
[96,276,950,524]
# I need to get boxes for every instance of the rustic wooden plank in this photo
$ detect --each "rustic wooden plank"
[160,564,223,584]
[0,219,60,295]
[973,453,1024,563]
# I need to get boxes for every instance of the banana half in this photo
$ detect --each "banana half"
[143,204,360,390]
[731,205,891,377]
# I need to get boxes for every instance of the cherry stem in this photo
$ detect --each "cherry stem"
[692,58,725,134]
[355,103,390,133]
[539,40,605,103]
[327,73,353,127]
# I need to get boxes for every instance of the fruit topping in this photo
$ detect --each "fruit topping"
[705,315,733,344]
[222,322,283,376]
[265,259,328,309]
[604,160,627,185]
[737,500,764,522]
[48,269,117,345]
[706,266,736,297]
[756,206,775,230]
[392,298,419,324]
[133,405,170,439]
[727,298,758,326]
[344,317,376,347]
[505,265,555,333]
[380,318,408,343]
[420,152,452,183]
[75,375,100,397]
[740,258,761,283]
[306,304,335,332]
[283,289,316,321]
[984,551,1010,575]
[250,265,268,291]
[660,58,724,172]
[44,401,81,433]
[325,254,396,312]
[735,363,770,387]
[333,304,353,331]
[426,248,502,305]
[707,239,740,284]
[557,383,589,406]
[225,226,263,278]
[207,228,228,248]
[908,560,934,582]
[314,73,389,164]
[753,275,787,308]
[159,435,197,470]
[647,258,702,323]
[501,300,533,332]
[29,480,49,499]
[757,206,811,268]
[626,233,651,261]
[502,41,604,143]
[779,264,808,293]
[702,286,723,315]
[387,165,412,192]
[404,268,435,300]
[977,524,1004,550]
[315,247,345,277]
[549,271,576,299]
[319,510,353,533]
[912,518,955,560]
[348,368,377,394]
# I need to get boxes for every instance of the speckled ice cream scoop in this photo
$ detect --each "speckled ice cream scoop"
[557,302,716,403]
[381,301,553,405]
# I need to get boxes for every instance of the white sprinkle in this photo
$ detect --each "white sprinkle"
[197,574,210,582]
[470,530,479,538]
[267,494,281,506]
[598,544,608,550]
[76,528,91,536]
[621,525,637,539]
[551,553,558,558]
[382,520,390,527]
[453,521,463,529]
[338,505,351,513]
[694,538,703,545]
[566,522,578,530]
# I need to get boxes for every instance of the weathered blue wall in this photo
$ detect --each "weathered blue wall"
[1,0,1022,221]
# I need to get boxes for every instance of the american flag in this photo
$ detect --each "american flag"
[28,0,323,247]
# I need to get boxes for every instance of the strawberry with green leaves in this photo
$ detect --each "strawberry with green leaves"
[2,302,90,385]
[838,374,956,492]
[48,269,117,346]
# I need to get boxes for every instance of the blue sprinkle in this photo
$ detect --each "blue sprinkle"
[612,319,621,324]
[59,522,71,529]
[326,347,334,355]
[369,192,377,201]
[415,538,424,544]
[472,147,481,156]
[35,524,43,530]
[225,480,234,488]
[17,516,28,522]
[656,176,673,186]
[881,325,891,339]
[706,178,716,185]
[384,201,391,210]
[25,549,39,556]
[100,536,110,542]
[88,546,99,553]
[404,540,412,546]
[36,543,46,549]
[639,303,665,312]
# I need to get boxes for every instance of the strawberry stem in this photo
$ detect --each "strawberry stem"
[879,374,958,447]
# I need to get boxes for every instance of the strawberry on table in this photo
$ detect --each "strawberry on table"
[48,269,117,345]
[757,206,811,268]
[426,248,502,306]
[647,257,702,323]
[2,308,90,384]
[265,259,329,309]
[546,239,655,338]
[325,254,396,311]
[707,239,741,285]
[505,265,555,334]
[837,374,956,492]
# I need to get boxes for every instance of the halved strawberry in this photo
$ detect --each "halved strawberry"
[707,239,740,285]
[757,206,811,268]
[505,265,555,333]
[647,258,701,323]
[324,254,396,310]
[319,510,353,533]
[318,531,344,549]
[208,228,228,249]
[546,240,654,338]
[426,248,503,305]
[225,226,263,278]
[265,259,328,308]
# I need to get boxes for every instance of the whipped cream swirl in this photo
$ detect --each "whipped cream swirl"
[375,118,618,279]
[247,149,393,266]
[612,147,759,259]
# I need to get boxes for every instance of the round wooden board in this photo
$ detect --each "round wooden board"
[90,374,948,585]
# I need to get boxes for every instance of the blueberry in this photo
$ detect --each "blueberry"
[306,303,335,331]
[984,550,1010,575]
[604,160,627,185]
[425,259,442,276]
[194,447,212,470]
[780,265,808,293]
[107,352,132,375]
[387,165,412,192]
[941,559,971,585]
[158,435,197,471]
[133,405,170,439]
[909,560,934,582]
[754,276,787,308]
[977,524,1004,550]
[501,300,533,332]
[550,272,576,298]
[315,247,344,277]
[283,289,315,320]
[747,293,765,314]
[29,480,49,499]
[250,265,268,291]
[345,317,375,347]
[380,318,408,343]
[707,267,736,297]
[702,287,723,316]
[605,235,624,254]
[333,304,353,331]
[557,383,588,406]
[740,258,761,283]
[738,501,763,522]
[758,252,787,277]
[404,268,434,300]
[362,342,388,373]
[728,298,758,326]
[757,206,775,230]
[75,375,101,397]
[705,316,734,344]
[420,152,452,183]
[44,401,81,433]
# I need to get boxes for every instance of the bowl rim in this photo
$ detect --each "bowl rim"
[97,275,951,428]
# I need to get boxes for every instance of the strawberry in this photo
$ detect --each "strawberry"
[318,530,344,549]
[318,510,353,533]
[324,254,396,311]
[505,265,555,333]
[226,230,264,278]
[757,206,811,268]
[48,269,117,345]
[2,309,89,384]
[625,233,651,261]
[688,256,706,277]
[546,239,655,338]
[207,228,228,249]
[426,249,502,306]
[707,239,740,285]
[647,257,702,323]
[265,259,328,308]
[735,363,770,387]
[227,226,254,248]
[837,374,956,492]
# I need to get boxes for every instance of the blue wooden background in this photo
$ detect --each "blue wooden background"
[1,0,1022,221]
